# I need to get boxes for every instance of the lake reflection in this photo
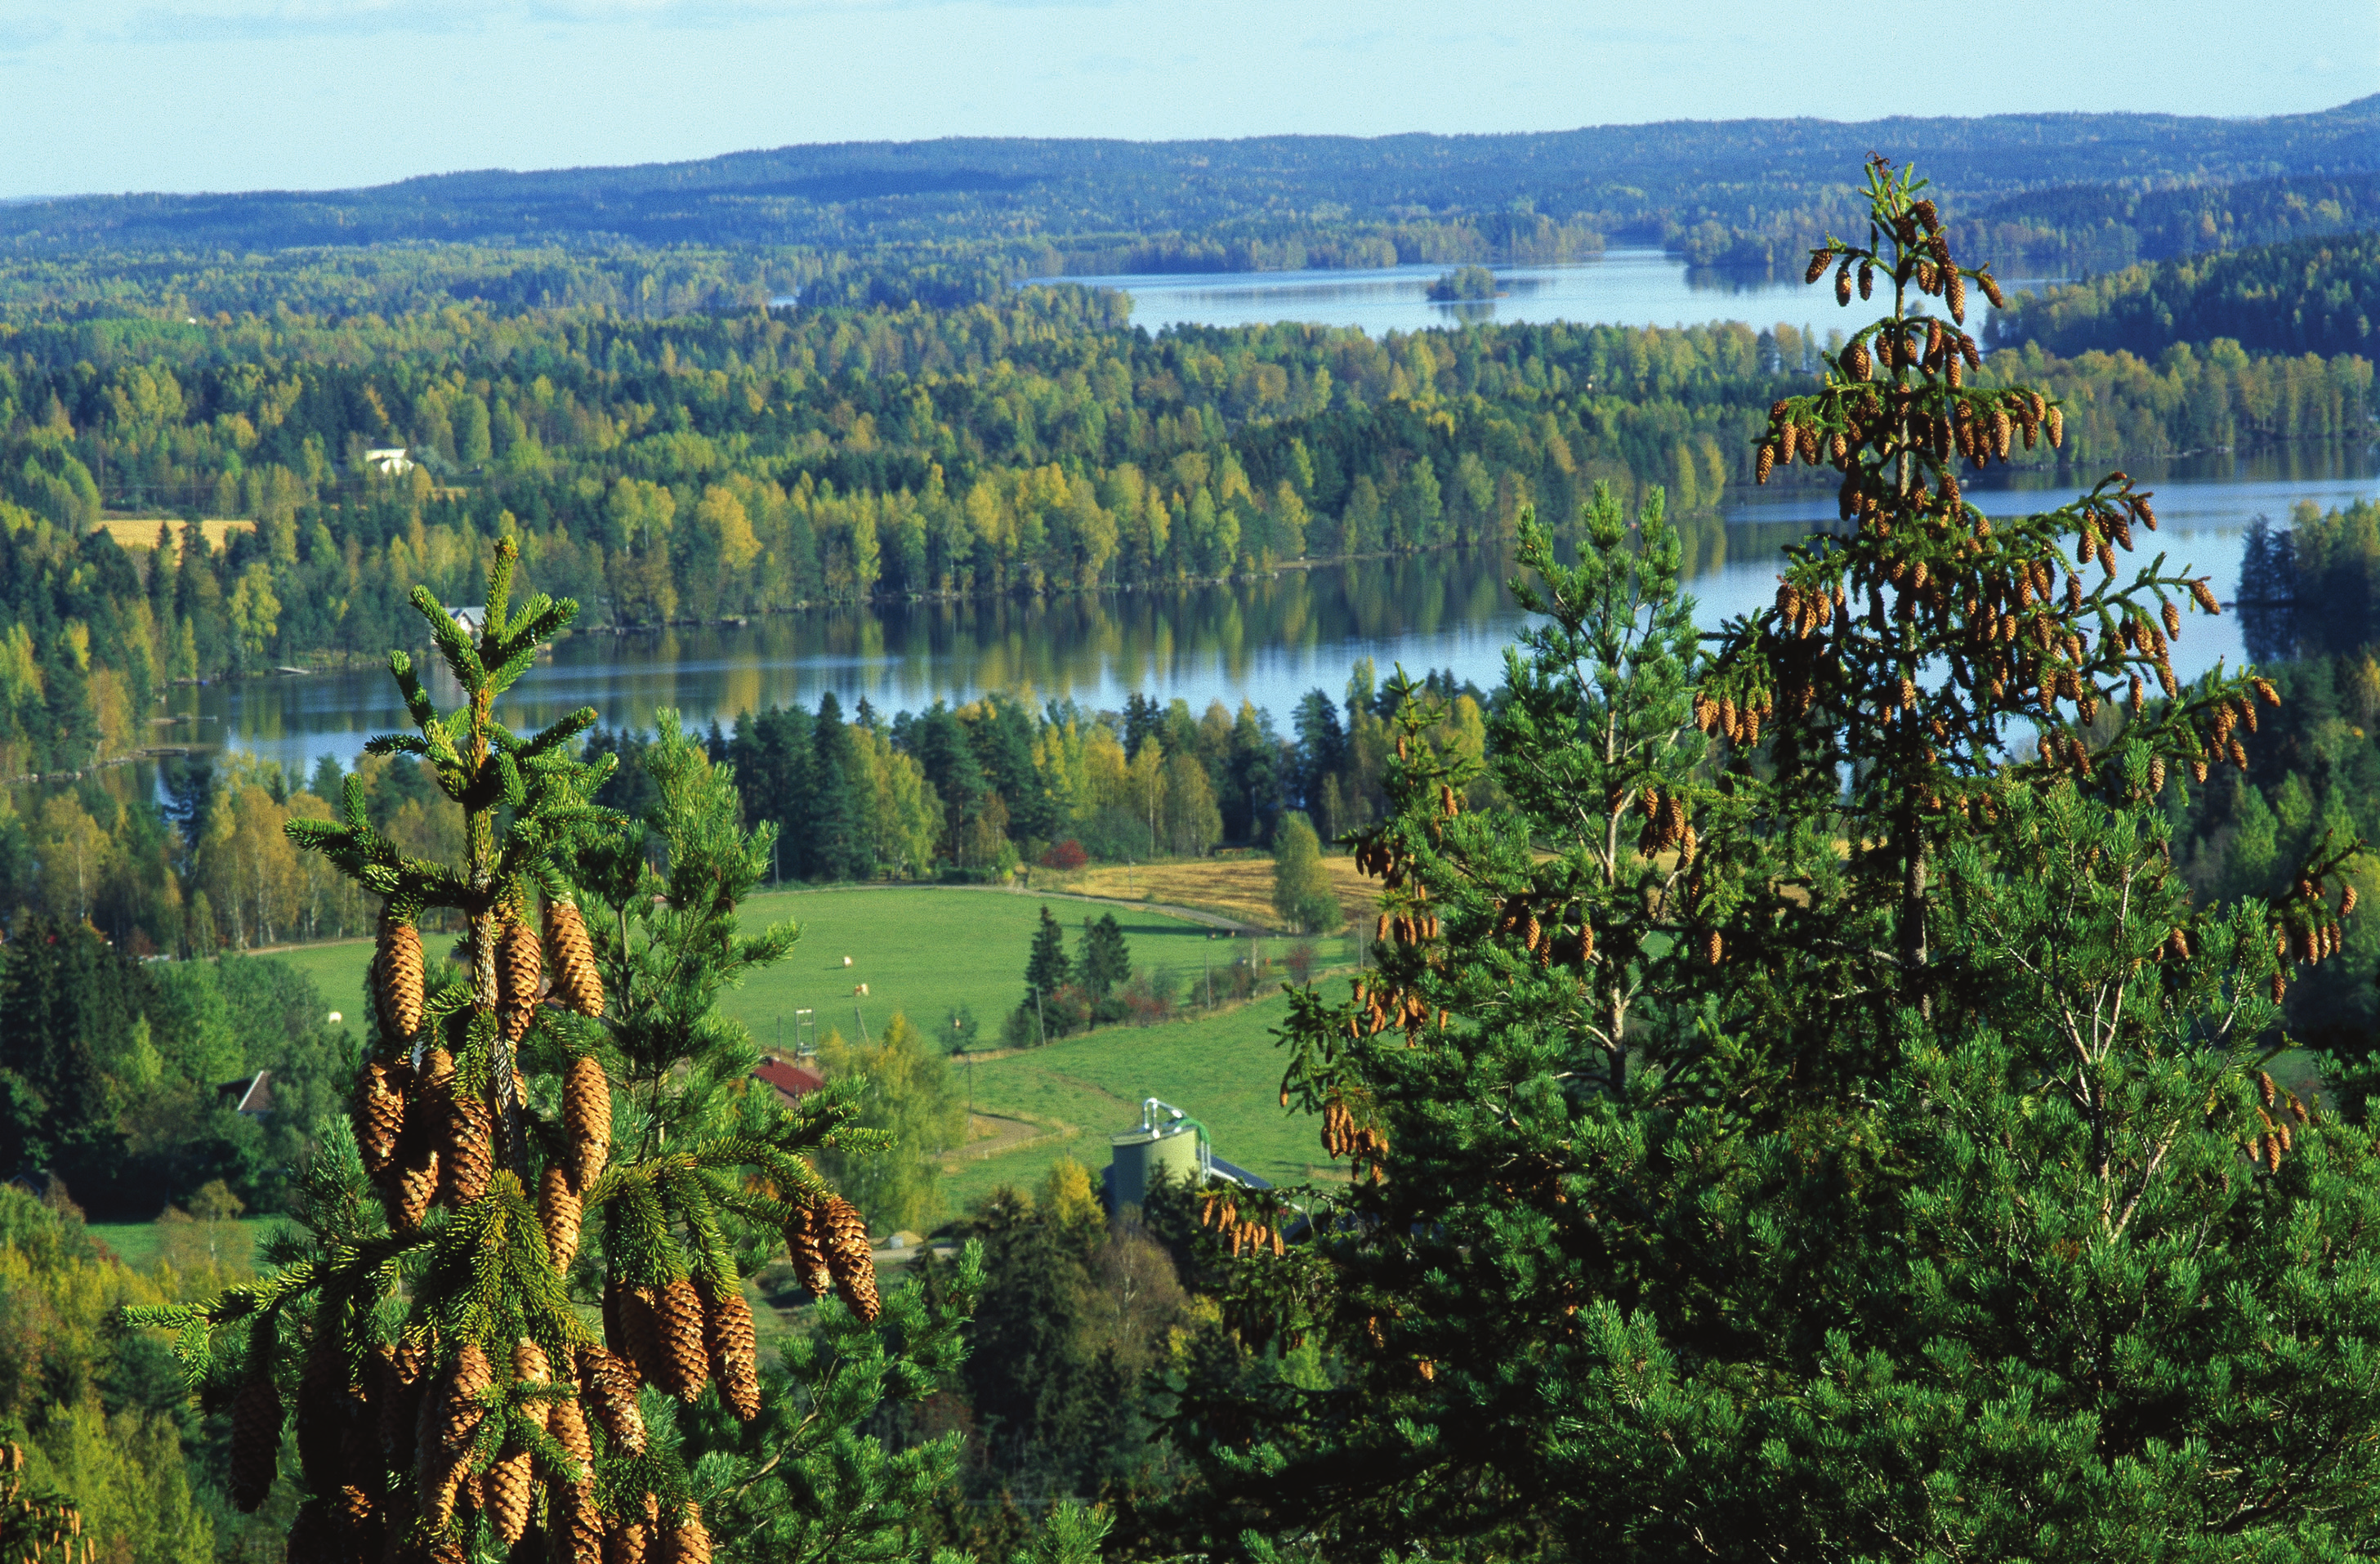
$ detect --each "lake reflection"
[197,446,2378,775]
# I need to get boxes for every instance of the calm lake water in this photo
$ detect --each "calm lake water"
[1035,249,2046,341]
[194,445,2378,776]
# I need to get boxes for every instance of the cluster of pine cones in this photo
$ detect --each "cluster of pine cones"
[243,1323,714,1564]
[603,1275,763,1420]
[784,1195,881,1322]
[358,901,607,1231]
[0,1439,87,1564]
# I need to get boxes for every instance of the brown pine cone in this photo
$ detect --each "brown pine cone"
[356,1059,410,1178]
[784,1204,833,1299]
[655,1280,709,1402]
[441,1088,493,1208]
[660,1504,712,1564]
[547,1394,594,1484]
[391,1146,439,1231]
[546,899,605,1018]
[229,1373,283,1513]
[377,909,425,1041]
[565,1057,613,1191]
[498,914,543,1045]
[607,1515,653,1564]
[618,1286,667,1390]
[701,1282,761,1421]
[576,1347,648,1454]
[539,1166,583,1274]
[486,1446,534,1545]
[513,1338,553,1434]
[431,1343,493,1460]
[551,1480,603,1564]
[819,1195,880,1323]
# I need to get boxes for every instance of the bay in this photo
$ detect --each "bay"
[193,445,2379,777]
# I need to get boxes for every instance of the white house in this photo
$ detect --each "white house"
[365,447,415,476]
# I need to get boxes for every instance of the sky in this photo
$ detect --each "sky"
[2,0,2373,199]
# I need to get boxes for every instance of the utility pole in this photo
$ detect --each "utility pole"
[1031,982,1046,1046]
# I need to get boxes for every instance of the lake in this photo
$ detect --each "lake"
[190,445,2378,776]
[1033,249,2050,341]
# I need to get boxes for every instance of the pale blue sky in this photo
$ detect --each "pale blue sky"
[2,0,2373,199]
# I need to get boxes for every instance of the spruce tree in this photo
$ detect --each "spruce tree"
[1078,915,1131,1001]
[1025,907,1071,999]
[124,542,961,1564]
[1185,160,2377,1561]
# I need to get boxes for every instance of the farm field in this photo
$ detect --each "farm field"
[937,987,1330,1214]
[1046,851,1379,932]
[258,875,1361,1229]
[274,883,1261,1047]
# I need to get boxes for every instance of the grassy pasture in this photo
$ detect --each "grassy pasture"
[258,874,1357,1228]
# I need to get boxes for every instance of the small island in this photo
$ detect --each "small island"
[1427,265,1500,301]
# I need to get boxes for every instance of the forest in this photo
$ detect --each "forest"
[1990,227,2380,359]
[0,260,2363,791]
[2,97,2373,288]
[1,121,2379,1563]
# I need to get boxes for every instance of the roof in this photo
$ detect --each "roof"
[218,1071,275,1116]
[752,1057,825,1107]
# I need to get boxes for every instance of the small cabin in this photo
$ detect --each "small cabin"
[752,1057,825,1110]
[365,447,415,476]
[218,1070,275,1119]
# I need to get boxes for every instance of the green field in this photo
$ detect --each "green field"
[940,988,1321,1212]
[276,886,1268,1050]
[265,886,1335,1221]
[87,1217,277,1273]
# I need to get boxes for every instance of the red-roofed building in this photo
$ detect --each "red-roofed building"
[752,1057,825,1110]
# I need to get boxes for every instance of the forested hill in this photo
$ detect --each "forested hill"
[5,97,2374,275]
[1991,229,2380,360]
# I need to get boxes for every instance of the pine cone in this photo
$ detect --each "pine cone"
[819,1195,880,1323]
[229,1373,283,1513]
[514,1337,553,1434]
[660,1504,712,1564]
[655,1280,709,1401]
[356,1059,410,1178]
[498,914,543,1045]
[540,1165,584,1273]
[441,1088,493,1208]
[377,909,425,1041]
[547,1480,602,1564]
[608,1515,653,1564]
[547,1394,593,1484]
[701,1283,761,1422]
[391,1147,439,1231]
[565,1057,613,1191]
[547,899,605,1018]
[784,1204,833,1298]
[577,1347,647,1454]
[487,1446,534,1545]
[432,1343,493,1460]
[617,1286,668,1390]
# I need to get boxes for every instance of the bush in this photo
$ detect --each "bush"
[1038,839,1089,871]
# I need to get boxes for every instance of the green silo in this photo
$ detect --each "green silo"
[1109,1098,1206,1211]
